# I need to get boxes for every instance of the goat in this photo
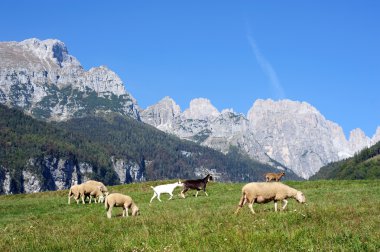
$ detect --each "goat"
[265,172,285,182]
[150,180,183,203]
[180,174,213,198]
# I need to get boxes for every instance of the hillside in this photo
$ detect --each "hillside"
[310,141,380,180]
[0,104,299,194]
[55,113,300,181]
[0,180,379,251]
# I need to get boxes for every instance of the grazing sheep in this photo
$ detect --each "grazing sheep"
[150,180,183,203]
[181,174,213,198]
[68,184,81,204]
[105,193,139,219]
[78,183,106,204]
[84,180,108,193]
[265,172,285,182]
[88,186,108,204]
[234,182,306,214]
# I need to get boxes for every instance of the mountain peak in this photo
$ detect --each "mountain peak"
[182,98,220,120]
[19,38,81,68]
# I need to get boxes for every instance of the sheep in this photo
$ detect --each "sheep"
[105,193,139,219]
[68,184,81,204]
[88,186,108,204]
[78,183,106,204]
[84,180,108,193]
[265,172,285,182]
[150,180,183,203]
[234,182,306,214]
[180,174,213,198]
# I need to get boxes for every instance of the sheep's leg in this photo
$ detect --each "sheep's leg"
[282,199,288,210]
[107,206,113,219]
[248,203,255,214]
[274,201,278,212]
[89,195,92,204]
[81,194,85,204]
[68,195,71,205]
[150,192,157,203]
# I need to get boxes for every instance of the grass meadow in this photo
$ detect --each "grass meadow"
[0,180,379,251]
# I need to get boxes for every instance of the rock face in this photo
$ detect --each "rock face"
[142,98,379,179]
[0,38,140,121]
[0,156,145,194]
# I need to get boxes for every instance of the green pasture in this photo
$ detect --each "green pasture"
[0,180,379,251]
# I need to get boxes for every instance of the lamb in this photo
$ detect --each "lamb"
[234,182,306,214]
[180,174,213,198]
[265,172,285,182]
[105,193,139,219]
[150,180,183,203]
[68,184,81,204]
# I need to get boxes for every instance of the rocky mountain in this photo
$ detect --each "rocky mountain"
[141,97,380,179]
[0,38,140,121]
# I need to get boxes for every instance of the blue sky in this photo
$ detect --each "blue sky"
[1,1,379,138]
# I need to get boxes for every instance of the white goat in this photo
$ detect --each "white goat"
[150,180,183,203]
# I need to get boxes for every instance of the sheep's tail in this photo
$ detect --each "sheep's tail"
[235,192,247,214]
[238,192,247,207]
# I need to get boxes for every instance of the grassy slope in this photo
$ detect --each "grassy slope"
[0,180,379,251]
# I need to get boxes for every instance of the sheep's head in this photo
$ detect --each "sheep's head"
[295,191,306,203]
[132,205,140,216]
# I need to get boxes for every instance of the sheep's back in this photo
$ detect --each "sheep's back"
[242,182,290,198]
[107,193,132,206]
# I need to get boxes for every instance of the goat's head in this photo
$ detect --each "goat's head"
[176,180,183,186]
[206,174,213,181]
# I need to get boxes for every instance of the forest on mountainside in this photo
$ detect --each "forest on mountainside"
[0,104,299,193]
[311,141,380,180]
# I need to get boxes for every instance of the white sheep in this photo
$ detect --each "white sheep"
[105,193,139,219]
[78,183,106,204]
[68,184,81,204]
[234,182,306,214]
[84,180,108,193]
[149,180,183,203]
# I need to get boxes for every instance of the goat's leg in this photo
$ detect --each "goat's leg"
[203,187,208,196]
[150,193,157,203]
[168,192,173,200]
[157,193,162,202]
[181,188,188,198]
[195,190,199,197]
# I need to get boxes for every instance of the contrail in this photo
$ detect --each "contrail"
[247,34,285,99]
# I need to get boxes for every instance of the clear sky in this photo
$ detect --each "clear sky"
[1,1,379,138]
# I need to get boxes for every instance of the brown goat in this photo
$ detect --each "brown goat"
[265,172,285,182]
